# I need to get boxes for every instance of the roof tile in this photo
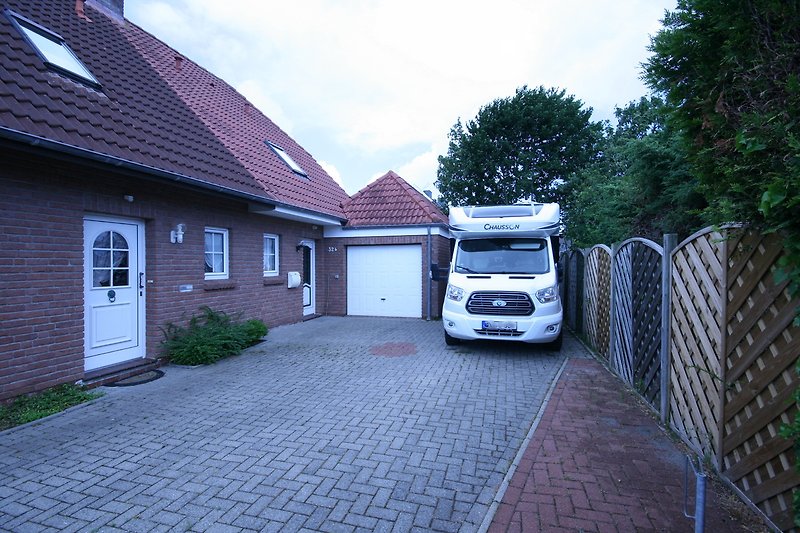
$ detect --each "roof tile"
[343,171,447,227]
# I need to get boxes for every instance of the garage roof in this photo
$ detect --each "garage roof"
[343,171,448,227]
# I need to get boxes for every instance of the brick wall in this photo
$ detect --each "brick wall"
[0,149,321,400]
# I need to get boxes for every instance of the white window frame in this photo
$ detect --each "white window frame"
[6,10,100,87]
[263,233,280,277]
[204,227,229,280]
[266,142,307,177]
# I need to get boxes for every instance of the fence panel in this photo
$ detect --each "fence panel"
[563,250,585,334]
[631,240,664,409]
[584,245,612,359]
[721,231,800,532]
[668,228,726,465]
[611,244,634,382]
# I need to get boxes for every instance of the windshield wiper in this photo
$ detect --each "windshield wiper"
[455,266,480,274]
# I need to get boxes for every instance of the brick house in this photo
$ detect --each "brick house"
[0,0,450,400]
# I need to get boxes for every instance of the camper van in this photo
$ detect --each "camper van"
[442,202,563,350]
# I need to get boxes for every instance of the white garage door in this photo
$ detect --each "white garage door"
[347,245,422,318]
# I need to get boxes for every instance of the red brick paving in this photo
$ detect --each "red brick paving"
[490,358,756,532]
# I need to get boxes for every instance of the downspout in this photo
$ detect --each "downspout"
[426,225,432,321]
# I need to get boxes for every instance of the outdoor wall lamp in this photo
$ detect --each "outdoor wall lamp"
[170,223,186,244]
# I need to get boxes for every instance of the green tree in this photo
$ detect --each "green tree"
[562,96,704,247]
[436,86,602,208]
[643,0,800,295]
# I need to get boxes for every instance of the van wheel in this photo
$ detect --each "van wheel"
[542,332,563,351]
[444,331,461,346]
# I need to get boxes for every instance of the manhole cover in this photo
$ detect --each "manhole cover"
[106,369,164,387]
[370,342,417,357]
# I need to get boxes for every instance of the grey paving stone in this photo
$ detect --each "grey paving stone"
[0,317,571,533]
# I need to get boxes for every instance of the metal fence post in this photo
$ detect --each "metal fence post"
[660,233,677,425]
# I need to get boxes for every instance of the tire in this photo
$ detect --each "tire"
[444,331,461,346]
[544,332,563,351]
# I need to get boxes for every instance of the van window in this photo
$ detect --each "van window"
[454,238,549,274]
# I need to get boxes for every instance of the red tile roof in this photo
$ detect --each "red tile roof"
[343,171,447,227]
[0,0,348,218]
[121,21,350,219]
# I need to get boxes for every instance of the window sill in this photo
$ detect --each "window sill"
[203,280,236,291]
[263,277,283,286]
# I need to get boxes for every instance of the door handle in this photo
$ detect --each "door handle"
[139,272,145,289]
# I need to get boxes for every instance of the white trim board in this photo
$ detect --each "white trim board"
[324,225,450,239]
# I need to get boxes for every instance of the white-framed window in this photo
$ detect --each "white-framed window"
[266,141,307,177]
[263,233,279,277]
[6,10,100,87]
[204,227,229,280]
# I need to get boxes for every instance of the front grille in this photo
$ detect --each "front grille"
[474,328,523,337]
[466,291,534,316]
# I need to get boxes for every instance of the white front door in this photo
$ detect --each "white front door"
[84,216,145,371]
[301,240,315,316]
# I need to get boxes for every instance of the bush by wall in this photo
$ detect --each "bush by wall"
[162,306,268,366]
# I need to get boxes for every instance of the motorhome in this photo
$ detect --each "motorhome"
[442,202,563,350]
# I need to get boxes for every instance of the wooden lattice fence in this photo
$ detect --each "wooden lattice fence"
[562,249,584,332]
[721,231,799,530]
[584,245,612,359]
[610,238,663,410]
[567,227,799,531]
[669,227,727,464]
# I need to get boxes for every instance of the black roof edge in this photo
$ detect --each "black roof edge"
[0,126,347,224]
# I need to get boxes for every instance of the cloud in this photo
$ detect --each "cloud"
[318,160,344,189]
[235,80,294,134]
[126,0,675,195]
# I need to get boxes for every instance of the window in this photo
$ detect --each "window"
[92,231,129,287]
[266,142,307,177]
[6,10,100,87]
[263,234,279,277]
[204,227,229,280]
[455,238,550,275]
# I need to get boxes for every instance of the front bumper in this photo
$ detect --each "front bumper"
[442,305,562,344]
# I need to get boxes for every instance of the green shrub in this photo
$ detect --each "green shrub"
[163,307,268,366]
[241,319,268,345]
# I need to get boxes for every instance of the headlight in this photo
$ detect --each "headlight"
[447,284,465,302]
[535,286,558,303]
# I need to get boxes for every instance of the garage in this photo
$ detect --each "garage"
[347,245,422,318]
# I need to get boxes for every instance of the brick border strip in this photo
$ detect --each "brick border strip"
[478,356,571,532]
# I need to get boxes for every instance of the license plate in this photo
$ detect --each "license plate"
[482,320,517,331]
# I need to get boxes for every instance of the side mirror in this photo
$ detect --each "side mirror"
[430,263,449,282]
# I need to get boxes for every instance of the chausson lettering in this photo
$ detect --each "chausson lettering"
[483,223,520,230]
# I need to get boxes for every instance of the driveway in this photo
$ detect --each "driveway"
[0,317,573,532]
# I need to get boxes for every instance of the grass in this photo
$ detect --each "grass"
[0,384,101,431]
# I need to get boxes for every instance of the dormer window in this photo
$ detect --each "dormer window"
[266,141,307,177]
[6,10,100,88]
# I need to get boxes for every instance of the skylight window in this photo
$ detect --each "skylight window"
[266,142,307,177]
[7,10,100,87]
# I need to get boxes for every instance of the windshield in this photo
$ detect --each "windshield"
[454,238,550,274]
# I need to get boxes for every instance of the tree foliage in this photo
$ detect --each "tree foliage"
[562,96,704,247]
[643,0,800,296]
[436,86,602,208]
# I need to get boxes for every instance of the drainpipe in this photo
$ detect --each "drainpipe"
[426,225,432,321]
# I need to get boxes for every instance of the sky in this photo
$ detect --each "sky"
[125,1,677,197]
